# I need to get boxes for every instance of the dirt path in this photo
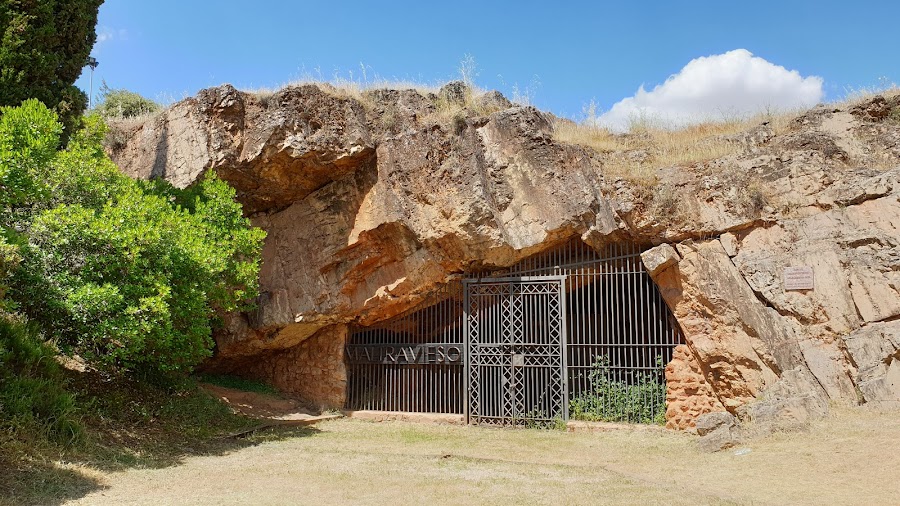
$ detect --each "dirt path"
[199,383,321,421]
[63,406,900,505]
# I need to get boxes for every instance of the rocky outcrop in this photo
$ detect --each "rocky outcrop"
[113,83,613,355]
[239,325,348,409]
[110,85,900,427]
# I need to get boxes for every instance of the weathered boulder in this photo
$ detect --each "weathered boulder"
[110,86,900,427]
[114,84,375,214]
[695,411,740,452]
[640,243,679,277]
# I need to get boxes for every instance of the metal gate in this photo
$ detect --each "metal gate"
[464,276,568,427]
[345,239,683,426]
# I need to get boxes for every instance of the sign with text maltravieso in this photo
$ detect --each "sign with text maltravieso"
[347,344,463,364]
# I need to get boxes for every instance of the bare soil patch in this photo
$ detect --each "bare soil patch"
[199,383,318,420]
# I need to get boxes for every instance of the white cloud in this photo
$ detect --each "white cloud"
[96,26,127,46]
[97,27,113,44]
[597,49,824,132]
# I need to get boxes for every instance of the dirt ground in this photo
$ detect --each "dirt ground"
[199,383,320,421]
[62,405,899,506]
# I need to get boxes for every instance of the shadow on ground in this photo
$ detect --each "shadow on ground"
[1,368,321,506]
[1,459,105,506]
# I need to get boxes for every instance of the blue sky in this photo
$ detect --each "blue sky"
[75,1,899,122]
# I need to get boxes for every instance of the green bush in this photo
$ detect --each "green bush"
[569,356,667,425]
[0,100,266,373]
[0,99,62,212]
[0,315,81,444]
[94,82,160,119]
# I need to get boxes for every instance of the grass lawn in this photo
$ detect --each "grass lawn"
[54,404,900,506]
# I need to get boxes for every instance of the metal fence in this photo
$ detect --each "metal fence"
[345,284,465,413]
[345,239,683,425]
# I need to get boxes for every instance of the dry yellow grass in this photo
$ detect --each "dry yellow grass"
[552,111,799,184]
[103,110,162,151]
[62,405,900,506]
[242,55,511,125]
[837,82,900,108]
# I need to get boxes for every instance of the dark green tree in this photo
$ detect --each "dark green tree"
[0,0,104,139]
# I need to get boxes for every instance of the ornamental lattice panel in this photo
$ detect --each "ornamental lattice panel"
[464,276,568,427]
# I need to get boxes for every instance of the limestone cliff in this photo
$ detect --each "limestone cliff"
[109,84,900,428]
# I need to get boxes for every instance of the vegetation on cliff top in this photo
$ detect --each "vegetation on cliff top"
[93,81,161,119]
[242,59,899,191]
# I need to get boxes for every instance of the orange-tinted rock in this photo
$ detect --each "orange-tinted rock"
[110,87,900,428]
[236,325,348,409]
[665,344,726,430]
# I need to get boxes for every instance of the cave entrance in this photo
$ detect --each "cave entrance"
[345,239,684,426]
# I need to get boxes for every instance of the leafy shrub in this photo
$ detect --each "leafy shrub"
[94,82,160,119]
[0,100,265,373]
[569,356,667,425]
[0,99,62,212]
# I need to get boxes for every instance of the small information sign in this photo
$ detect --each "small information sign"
[784,266,814,291]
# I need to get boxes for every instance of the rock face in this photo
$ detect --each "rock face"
[110,85,900,428]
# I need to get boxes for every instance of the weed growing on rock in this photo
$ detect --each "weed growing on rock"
[739,182,769,218]
[890,105,900,124]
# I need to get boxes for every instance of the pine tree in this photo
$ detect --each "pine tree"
[0,0,104,140]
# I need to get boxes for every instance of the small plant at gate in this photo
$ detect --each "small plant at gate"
[569,356,667,425]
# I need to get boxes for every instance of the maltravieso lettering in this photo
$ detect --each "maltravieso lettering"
[346,344,463,364]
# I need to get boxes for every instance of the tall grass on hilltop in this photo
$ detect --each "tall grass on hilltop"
[553,99,799,183]
[556,79,900,186]
[840,77,900,107]
[243,63,443,107]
